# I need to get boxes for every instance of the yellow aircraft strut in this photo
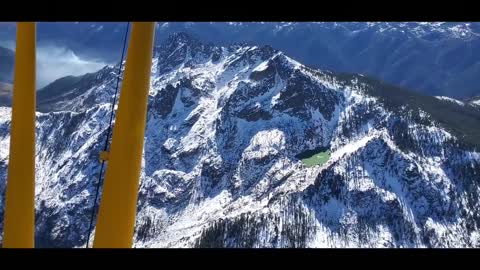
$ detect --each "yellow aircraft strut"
[2,22,36,248]
[92,22,155,248]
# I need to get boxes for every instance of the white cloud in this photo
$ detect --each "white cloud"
[0,40,15,51]
[36,44,108,88]
[1,40,109,89]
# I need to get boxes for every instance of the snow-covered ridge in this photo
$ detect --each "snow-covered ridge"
[220,22,480,41]
[0,107,11,162]
[435,96,465,106]
[469,98,480,107]
[308,22,479,40]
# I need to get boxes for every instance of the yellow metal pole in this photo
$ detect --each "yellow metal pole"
[2,22,36,248]
[93,22,155,248]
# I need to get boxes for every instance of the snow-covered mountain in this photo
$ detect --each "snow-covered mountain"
[1,33,480,248]
[1,22,480,98]
[466,96,480,108]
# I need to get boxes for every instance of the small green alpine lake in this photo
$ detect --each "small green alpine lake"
[301,151,331,167]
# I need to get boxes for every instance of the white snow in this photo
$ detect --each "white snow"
[242,129,286,160]
[435,96,465,106]
[252,61,269,72]
[470,99,480,106]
